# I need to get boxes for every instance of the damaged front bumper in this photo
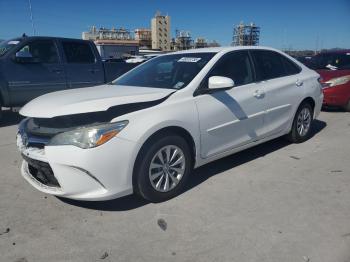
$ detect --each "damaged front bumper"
[17,120,137,201]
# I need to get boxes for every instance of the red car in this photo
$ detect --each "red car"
[309,50,350,111]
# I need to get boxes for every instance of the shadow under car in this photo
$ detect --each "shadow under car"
[59,119,327,211]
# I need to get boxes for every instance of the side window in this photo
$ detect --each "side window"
[62,41,95,63]
[252,50,287,81]
[19,40,59,63]
[208,51,254,86]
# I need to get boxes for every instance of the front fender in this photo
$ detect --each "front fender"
[114,98,201,166]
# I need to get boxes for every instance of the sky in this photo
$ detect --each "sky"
[0,0,349,50]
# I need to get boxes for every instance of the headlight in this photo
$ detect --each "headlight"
[48,121,128,149]
[323,75,350,89]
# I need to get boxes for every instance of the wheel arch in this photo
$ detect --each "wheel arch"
[299,96,317,119]
[301,97,315,111]
[132,125,197,189]
[286,96,317,136]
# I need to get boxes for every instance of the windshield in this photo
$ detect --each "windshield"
[310,53,350,70]
[0,39,21,57]
[114,52,216,89]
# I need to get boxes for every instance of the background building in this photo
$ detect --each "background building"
[134,28,152,49]
[82,26,139,59]
[232,22,260,46]
[94,40,139,59]
[151,11,171,51]
[171,30,194,51]
[81,12,220,55]
[82,26,134,41]
[194,37,208,49]
[207,40,221,47]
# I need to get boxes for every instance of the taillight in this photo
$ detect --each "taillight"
[318,77,330,89]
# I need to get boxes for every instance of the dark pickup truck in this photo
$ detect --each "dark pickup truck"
[0,36,138,117]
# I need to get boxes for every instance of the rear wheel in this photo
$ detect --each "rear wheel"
[134,135,192,202]
[286,102,314,143]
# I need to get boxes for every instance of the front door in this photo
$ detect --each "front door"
[7,39,66,105]
[195,51,267,158]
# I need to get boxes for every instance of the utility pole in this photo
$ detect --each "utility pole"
[28,0,36,35]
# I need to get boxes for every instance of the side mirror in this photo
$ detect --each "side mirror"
[14,51,40,63]
[208,76,235,91]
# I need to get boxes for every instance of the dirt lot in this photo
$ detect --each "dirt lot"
[0,109,349,262]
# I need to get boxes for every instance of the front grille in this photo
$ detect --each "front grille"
[25,135,50,149]
[22,154,60,188]
[18,119,51,149]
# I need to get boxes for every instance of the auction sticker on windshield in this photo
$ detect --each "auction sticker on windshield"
[178,57,202,63]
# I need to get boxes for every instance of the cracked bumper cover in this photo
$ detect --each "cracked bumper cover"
[17,134,138,201]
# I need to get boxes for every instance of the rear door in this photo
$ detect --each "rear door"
[60,40,104,88]
[250,50,303,137]
[6,39,66,105]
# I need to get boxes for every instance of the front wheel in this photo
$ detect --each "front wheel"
[286,102,314,143]
[135,135,192,202]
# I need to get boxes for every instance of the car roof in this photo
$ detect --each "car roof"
[8,36,91,42]
[173,46,283,55]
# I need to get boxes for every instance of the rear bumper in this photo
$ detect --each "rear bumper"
[322,86,350,107]
[314,93,323,119]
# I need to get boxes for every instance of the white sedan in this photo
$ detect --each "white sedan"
[17,46,323,202]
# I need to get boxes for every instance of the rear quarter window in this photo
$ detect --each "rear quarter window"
[251,50,301,81]
[281,56,302,75]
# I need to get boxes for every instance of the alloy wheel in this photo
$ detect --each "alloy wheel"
[148,145,186,193]
[297,107,311,137]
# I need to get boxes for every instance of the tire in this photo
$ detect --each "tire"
[286,102,314,143]
[134,135,192,202]
[343,100,350,112]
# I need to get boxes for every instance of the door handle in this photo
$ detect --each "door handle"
[253,90,265,98]
[296,79,303,87]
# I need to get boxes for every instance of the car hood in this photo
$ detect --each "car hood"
[20,84,174,118]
